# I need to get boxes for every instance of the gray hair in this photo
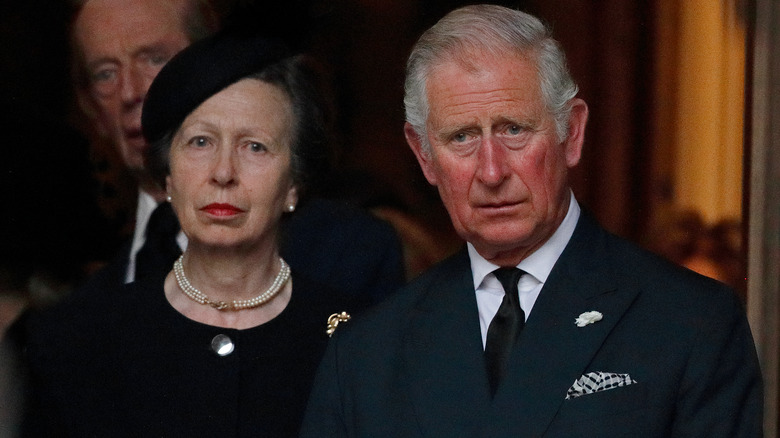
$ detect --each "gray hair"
[404,4,579,150]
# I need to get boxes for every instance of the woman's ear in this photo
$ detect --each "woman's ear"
[285,184,299,211]
[165,175,173,199]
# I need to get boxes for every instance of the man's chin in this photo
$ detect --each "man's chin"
[466,226,541,261]
[124,161,147,174]
[119,138,149,170]
[120,149,147,173]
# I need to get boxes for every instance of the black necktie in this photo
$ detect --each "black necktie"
[484,267,526,396]
[135,202,181,282]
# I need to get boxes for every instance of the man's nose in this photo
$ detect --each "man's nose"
[120,67,151,106]
[476,137,508,186]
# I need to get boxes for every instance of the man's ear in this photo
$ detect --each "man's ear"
[404,122,438,186]
[563,98,588,168]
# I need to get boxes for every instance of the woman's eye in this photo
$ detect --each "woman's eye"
[249,142,267,153]
[189,136,209,147]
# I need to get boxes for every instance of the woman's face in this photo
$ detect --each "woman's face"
[166,78,297,252]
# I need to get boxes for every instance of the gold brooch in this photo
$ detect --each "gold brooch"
[326,311,351,337]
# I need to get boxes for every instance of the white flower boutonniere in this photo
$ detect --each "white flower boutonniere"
[575,311,603,327]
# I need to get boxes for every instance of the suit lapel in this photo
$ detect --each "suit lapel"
[401,249,492,436]
[483,214,640,436]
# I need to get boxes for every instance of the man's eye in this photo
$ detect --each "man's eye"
[249,142,267,153]
[453,133,468,142]
[508,125,522,135]
[89,69,118,97]
[91,69,114,83]
[149,53,169,66]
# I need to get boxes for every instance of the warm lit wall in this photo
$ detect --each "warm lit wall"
[653,0,745,225]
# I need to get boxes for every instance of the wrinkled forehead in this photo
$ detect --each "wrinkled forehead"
[434,41,538,78]
[74,0,189,50]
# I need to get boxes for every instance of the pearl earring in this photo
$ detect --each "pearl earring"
[166,195,172,202]
[286,204,296,213]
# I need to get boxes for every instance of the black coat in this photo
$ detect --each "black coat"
[21,273,356,437]
[301,213,763,437]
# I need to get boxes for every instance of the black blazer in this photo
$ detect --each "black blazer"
[77,198,405,306]
[301,213,762,437]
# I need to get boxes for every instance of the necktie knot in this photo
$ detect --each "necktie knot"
[493,267,524,298]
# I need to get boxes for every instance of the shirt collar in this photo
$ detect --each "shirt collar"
[469,191,580,290]
[135,189,159,237]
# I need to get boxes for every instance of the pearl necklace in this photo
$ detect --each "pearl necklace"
[173,254,290,311]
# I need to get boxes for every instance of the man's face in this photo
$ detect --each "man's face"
[74,0,191,172]
[406,51,588,264]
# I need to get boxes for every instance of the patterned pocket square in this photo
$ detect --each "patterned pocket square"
[565,372,636,400]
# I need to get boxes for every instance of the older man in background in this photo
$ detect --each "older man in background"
[301,5,762,437]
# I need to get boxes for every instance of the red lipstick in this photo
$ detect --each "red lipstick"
[201,203,245,217]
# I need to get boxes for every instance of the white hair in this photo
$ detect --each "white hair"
[404,4,579,151]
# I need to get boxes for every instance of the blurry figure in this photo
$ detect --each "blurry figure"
[707,219,745,286]
[372,205,461,280]
[68,0,219,286]
[642,207,745,299]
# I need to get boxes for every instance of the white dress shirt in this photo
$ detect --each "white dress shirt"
[125,190,188,284]
[469,191,580,348]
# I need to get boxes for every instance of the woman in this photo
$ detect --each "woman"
[21,33,352,437]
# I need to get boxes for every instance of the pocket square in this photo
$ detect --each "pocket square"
[565,372,636,400]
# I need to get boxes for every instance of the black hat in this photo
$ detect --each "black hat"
[142,32,290,144]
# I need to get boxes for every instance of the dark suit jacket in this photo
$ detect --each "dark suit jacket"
[76,197,405,306]
[301,213,762,437]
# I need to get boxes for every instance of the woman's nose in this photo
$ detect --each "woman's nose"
[211,147,238,186]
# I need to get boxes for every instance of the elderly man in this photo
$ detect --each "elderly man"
[301,5,762,437]
[69,0,404,302]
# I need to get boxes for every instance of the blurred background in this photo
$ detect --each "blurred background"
[2,0,779,433]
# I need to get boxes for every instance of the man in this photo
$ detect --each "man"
[70,0,404,302]
[301,5,762,437]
